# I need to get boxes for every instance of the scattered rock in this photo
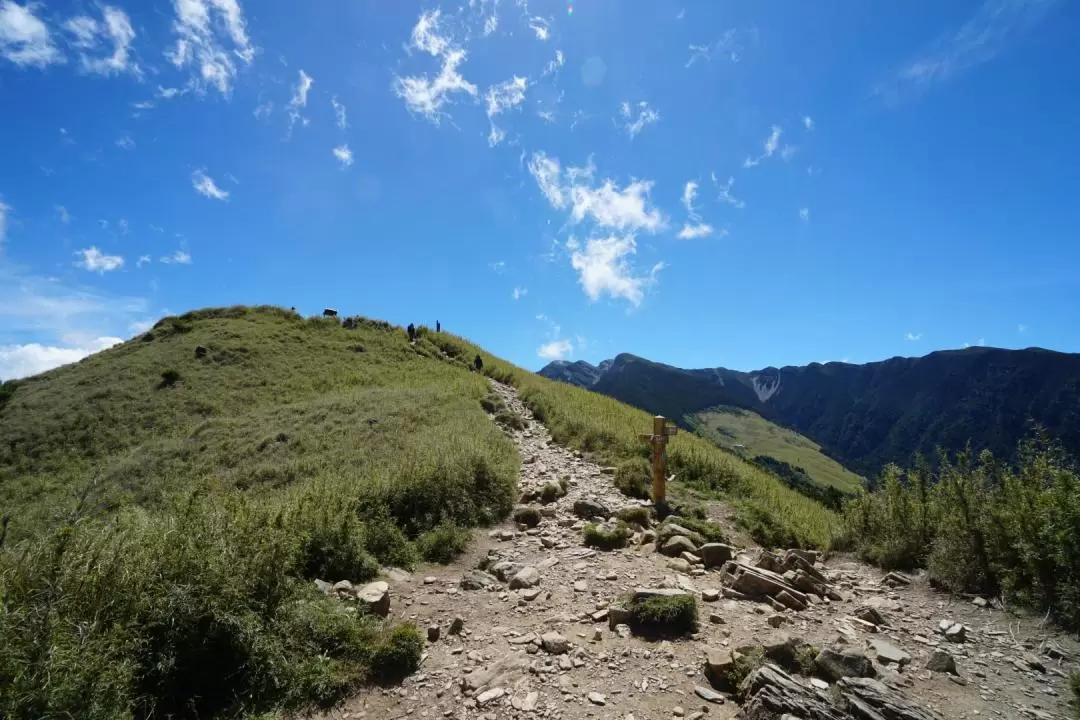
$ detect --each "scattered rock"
[701,588,720,602]
[509,566,541,589]
[694,685,725,704]
[356,581,390,616]
[708,612,725,624]
[835,677,935,720]
[660,535,698,557]
[698,543,735,568]
[476,687,506,706]
[1022,652,1046,673]
[944,623,966,643]
[314,579,333,595]
[925,649,958,675]
[815,647,876,681]
[882,571,913,586]
[541,632,570,655]
[491,561,525,583]
[972,596,988,608]
[332,580,354,594]
[868,637,911,667]
[520,587,542,601]
[521,691,539,712]
[768,614,787,628]
[853,605,886,626]
[462,570,500,590]
[449,616,464,635]
[587,692,606,706]
[428,624,441,642]
[573,499,611,520]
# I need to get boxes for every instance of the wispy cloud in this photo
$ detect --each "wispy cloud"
[191,169,229,200]
[75,246,124,273]
[55,204,70,223]
[165,0,256,95]
[331,95,347,129]
[512,286,527,300]
[711,173,745,209]
[0,336,122,380]
[802,115,814,131]
[393,9,477,125]
[874,0,1060,103]
[490,260,506,273]
[0,199,9,248]
[528,16,550,41]
[332,143,353,168]
[0,0,63,67]
[115,135,134,150]
[905,332,923,341]
[1017,323,1028,333]
[799,207,810,223]
[677,223,715,240]
[136,254,151,268]
[537,338,572,360]
[681,181,699,215]
[286,69,313,134]
[160,250,192,264]
[685,29,742,68]
[542,48,564,76]
[743,125,782,168]
[63,5,138,76]
[963,338,988,348]
[485,75,527,146]
[620,100,660,138]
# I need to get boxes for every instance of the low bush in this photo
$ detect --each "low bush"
[583,522,632,550]
[539,482,567,504]
[159,368,182,388]
[415,523,471,564]
[368,624,424,685]
[512,506,542,528]
[727,648,766,692]
[616,506,652,528]
[613,458,652,499]
[627,593,698,637]
[494,409,528,431]
[480,393,506,414]
[667,515,727,544]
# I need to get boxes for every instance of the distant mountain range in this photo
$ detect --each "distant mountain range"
[539,347,1080,477]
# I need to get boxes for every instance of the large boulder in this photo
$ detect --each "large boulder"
[698,543,736,568]
[657,522,706,547]
[491,561,524,582]
[925,649,958,675]
[814,647,876,682]
[541,632,570,655]
[573,499,611,520]
[356,581,390,616]
[836,677,936,720]
[509,566,540,589]
[461,570,500,590]
[868,637,911,667]
[660,535,698,557]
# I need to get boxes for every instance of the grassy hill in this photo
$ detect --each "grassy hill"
[0,306,839,719]
[688,405,865,494]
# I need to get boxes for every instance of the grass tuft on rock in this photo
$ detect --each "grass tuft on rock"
[512,506,542,528]
[494,409,528,431]
[540,482,567,504]
[613,458,652,499]
[615,506,652,528]
[583,521,632,550]
[627,593,698,638]
[415,523,471,564]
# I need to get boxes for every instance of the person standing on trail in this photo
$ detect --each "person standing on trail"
[474,354,483,372]
[436,320,441,333]
[407,323,416,341]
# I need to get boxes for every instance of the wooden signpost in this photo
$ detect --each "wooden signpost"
[639,415,678,504]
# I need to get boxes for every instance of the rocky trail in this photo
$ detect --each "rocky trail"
[309,381,1078,720]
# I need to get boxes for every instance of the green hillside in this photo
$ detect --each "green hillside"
[688,405,865,494]
[0,306,839,719]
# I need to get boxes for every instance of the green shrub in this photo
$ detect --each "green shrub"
[0,379,20,414]
[539,482,567,504]
[668,515,727,544]
[494,409,528,431]
[512,506,542,528]
[727,647,766,691]
[480,393,506,414]
[362,515,418,569]
[368,624,424,685]
[583,522,632,550]
[415,523,471,564]
[614,458,652,499]
[159,368,182,388]
[627,593,698,637]
[616,506,652,527]
[796,644,820,676]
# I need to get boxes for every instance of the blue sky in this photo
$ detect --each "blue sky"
[1,0,1078,380]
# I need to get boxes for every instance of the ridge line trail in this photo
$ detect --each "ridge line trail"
[311,380,1077,720]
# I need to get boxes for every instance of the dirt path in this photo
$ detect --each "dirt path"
[309,381,1077,720]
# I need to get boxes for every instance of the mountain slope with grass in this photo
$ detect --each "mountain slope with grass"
[0,305,840,720]
[540,347,1080,478]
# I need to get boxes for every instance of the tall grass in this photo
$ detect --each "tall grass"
[428,333,841,549]
[843,436,1080,630]
[0,306,519,717]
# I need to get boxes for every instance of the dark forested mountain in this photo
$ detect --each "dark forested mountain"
[539,347,1080,476]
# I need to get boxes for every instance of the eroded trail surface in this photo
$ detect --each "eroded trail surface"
[311,381,1077,720]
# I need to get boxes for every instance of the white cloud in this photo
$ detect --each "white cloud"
[286,69,313,134]
[132,100,154,110]
[570,234,661,306]
[681,181,698,215]
[803,115,814,130]
[677,223,715,239]
[490,260,506,273]
[528,16,549,40]
[537,338,572,360]
[799,207,810,223]
[0,0,62,67]
[780,145,798,161]
[905,332,923,341]
[526,151,565,208]
[0,336,122,380]
[743,124,782,168]
[485,75,527,146]
[129,318,155,334]
[157,85,183,99]
[165,0,256,96]
[331,95,347,129]
[115,135,134,150]
[1017,323,1028,333]
[393,9,477,125]
[191,169,229,200]
[512,286,527,300]
[0,199,9,247]
[711,173,745,209]
[620,100,660,138]
[75,246,124,273]
[117,218,129,235]
[332,143,354,168]
[253,100,272,119]
[63,5,138,76]
[542,48,564,76]
[483,13,498,36]
[685,30,741,68]
[55,204,69,223]
[136,254,151,268]
[875,0,1059,103]
[963,338,987,348]
[160,250,192,264]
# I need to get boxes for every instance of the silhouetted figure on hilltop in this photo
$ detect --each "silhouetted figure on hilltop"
[407,323,416,342]
[436,320,441,333]
[474,354,484,372]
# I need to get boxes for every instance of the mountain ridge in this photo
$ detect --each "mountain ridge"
[539,346,1080,476]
